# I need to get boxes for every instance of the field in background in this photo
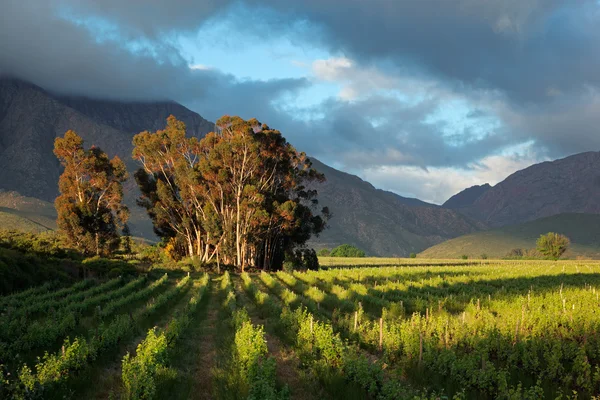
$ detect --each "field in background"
[3,259,600,398]
[419,213,600,259]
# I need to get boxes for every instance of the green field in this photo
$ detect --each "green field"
[3,259,600,399]
[419,213,600,259]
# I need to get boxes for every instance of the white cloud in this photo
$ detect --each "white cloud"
[311,57,353,81]
[359,152,542,204]
[189,64,211,70]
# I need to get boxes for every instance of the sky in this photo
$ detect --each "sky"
[2,0,600,204]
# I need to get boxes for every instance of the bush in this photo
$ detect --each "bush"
[0,230,77,259]
[461,254,469,260]
[409,253,417,258]
[317,248,331,257]
[329,244,366,258]
[0,247,71,294]
[82,257,136,277]
[480,253,488,260]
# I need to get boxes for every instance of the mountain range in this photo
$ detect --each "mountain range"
[448,152,600,227]
[1,77,599,257]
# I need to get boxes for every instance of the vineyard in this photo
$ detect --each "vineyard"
[2,260,600,399]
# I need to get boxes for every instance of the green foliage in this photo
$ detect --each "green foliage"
[537,232,571,260]
[231,311,288,400]
[409,252,417,258]
[82,256,137,276]
[0,230,73,258]
[0,247,71,295]
[317,248,331,257]
[461,254,469,260]
[122,328,168,399]
[329,244,366,258]
[54,130,129,256]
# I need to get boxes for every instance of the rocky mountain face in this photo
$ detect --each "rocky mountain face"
[443,183,491,209]
[0,78,213,202]
[445,152,600,227]
[0,77,487,255]
[308,159,486,256]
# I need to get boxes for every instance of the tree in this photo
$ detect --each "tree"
[330,244,366,257]
[54,130,128,256]
[317,248,331,257]
[536,232,570,260]
[122,224,133,255]
[133,115,329,271]
[409,252,417,258]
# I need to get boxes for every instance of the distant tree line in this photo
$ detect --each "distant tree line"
[54,115,329,271]
[317,244,365,257]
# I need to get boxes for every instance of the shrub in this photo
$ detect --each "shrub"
[329,244,366,258]
[317,248,331,257]
[409,253,417,258]
[461,254,469,260]
[480,253,488,260]
[82,257,136,276]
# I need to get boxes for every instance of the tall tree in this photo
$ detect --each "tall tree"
[54,130,129,256]
[133,115,329,270]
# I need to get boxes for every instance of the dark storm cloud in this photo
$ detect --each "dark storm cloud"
[1,0,600,179]
[233,0,600,167]
[243,0,600,104]
[0,0,305,104]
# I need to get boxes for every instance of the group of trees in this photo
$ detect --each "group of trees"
[54,116,329,270]
[317,244,366,258]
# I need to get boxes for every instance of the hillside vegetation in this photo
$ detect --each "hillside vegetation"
[0,190,56,232]
[419,213,600,259]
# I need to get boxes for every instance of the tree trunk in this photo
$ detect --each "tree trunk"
[236,188,241,268]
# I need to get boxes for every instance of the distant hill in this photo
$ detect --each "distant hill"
[452,152,600,227]
[443,183,491,209]
[419,213,600,259]
[308,159,486,256]
[0,190,56,232]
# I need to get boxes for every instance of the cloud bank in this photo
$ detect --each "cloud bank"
[1,0,599,203]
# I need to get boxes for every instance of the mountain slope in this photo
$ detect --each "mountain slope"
[457,152,600,227]
[308,159,486,256]
[443,183,491,209]
[0,77,486,256]
[0,190,57,232]
[419,213,600,259]
[0,78,213,202]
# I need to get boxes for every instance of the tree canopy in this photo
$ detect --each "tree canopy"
[329,244,366,257]
[54,130,128,256]
[536,232,570,260]
[133,115,329,271]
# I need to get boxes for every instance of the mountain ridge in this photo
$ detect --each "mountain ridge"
[455,151,600,227]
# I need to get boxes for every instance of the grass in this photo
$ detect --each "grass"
[419,212,600,259]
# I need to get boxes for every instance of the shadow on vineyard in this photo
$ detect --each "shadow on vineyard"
[4,238,600,399]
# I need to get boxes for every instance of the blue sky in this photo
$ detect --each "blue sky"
[2,0,600,203]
